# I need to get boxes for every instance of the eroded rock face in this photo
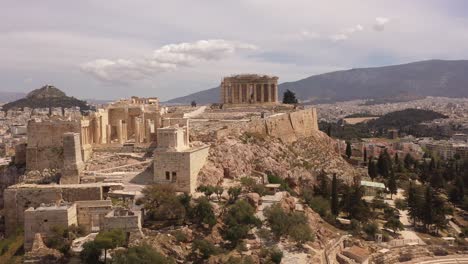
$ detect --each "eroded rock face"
[245,193,261,210]
[198,130,360,188]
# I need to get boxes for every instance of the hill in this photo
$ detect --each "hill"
[166,59,468,104]
[367,108,448,130]
[2,85,90,111]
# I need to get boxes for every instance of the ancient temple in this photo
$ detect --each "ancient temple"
[220,74,278,104]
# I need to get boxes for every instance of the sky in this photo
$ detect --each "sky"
[1,0,468,101]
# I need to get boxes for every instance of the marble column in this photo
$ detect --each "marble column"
[260,84,265,103]
[117,120,123,144]
[106,124,112,144]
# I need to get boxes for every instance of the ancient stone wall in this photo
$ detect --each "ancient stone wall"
[215,108,318,143]
[154,145,210,193]
[26,120,81,171]
[23,203,77,251]
[61,133,84,184]
[102,208,141,233]
[3,184,104,236]
[75,200,113,233]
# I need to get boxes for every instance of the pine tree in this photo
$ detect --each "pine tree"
[387,170,397,199]
[282,89,298,104]
[406,181,419,226]
[331,174,339,216]
[423,186,434,230]
[429,171,444,190]
[346,142,352,159]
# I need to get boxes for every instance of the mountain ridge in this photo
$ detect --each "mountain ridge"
[165,59,468,105]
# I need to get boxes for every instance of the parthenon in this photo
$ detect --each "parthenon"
[220,74,279,104]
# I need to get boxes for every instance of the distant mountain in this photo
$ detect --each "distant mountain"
[2,85,90,111]
[0,91,27,104]
[165,86,219,105]
[166,59,468,104]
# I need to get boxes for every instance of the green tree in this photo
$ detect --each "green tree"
[429,172,444,190]
[422,186,434,230]
[80,241,102,264]
[331,174,339,216]
[192,239,222,260]
[384,216,404,234]
[227,187,242,203]
[141,185,187,222]
[387,170,397,199]
[282,89,298,104]
[191,197,216,227]
[197,185,215,199]
[406,181,421,226]
[223,200,261,247]
[404,153,414,170]
[113,244,175,264]
[368,157,377,181]
[191,100,197,107]
[345,141,352,159]
[95,229,126,264]
[264,204,314,245]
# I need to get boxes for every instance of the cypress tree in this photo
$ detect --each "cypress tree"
[423,186,434,230]
[363,147,367,162]
[331,174,339,216]
[346,142,352,159]
[406,181,419,226]
[404,153,413,170]
[282,89,298,104]
[387,170,397,199]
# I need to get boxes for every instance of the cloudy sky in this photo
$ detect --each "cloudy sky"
[2,0,468,101]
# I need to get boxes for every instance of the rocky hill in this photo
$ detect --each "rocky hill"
[166,59,468,104]
[198,129,360,188]
[2,85,90,111]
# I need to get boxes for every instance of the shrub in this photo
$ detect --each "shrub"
[113,244,175,264]
[305,196,330,217]
[191,197,216,227]
[270,247,284,264]
[264,204,314,244]
[192,239,221,260]
[394,198,407,211]
[363,222,379,240]
[223,200,261,246]
[172,230,188,243]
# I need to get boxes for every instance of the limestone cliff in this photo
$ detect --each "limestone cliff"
[198,129,360,187]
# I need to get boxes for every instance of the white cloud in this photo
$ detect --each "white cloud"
[81,39,257,82]
[329,24,364,42]
[374,17,390,31]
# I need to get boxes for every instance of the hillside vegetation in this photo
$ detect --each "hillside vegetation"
[2,85,89,111]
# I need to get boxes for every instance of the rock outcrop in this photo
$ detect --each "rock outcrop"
[198,128,360,188]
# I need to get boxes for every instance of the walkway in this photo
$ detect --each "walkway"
[386,188,425,244]
[183,106,207,118]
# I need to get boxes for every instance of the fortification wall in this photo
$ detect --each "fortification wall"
[3,184,103,236]
[26,120,81,171]
[218,108,319,143]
